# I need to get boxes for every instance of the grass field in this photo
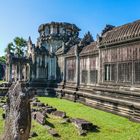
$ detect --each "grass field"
[0,81,4,84]
[0,109,4,139]
[0,97,140,140]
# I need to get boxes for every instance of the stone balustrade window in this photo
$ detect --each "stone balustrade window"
[104,63,116,82]
[134,61,140,83]
[90,70,98,83]
[118,62,132,83]
[80,57,88,84]
[66,58,76,82]
[82,70,88,83]
[89,57,98,84]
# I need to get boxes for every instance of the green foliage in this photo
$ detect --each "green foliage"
[0,56,6,64]
[5,37,27,57]
[4,42,14,54]
[81,31,94,46]
[14,37,27,57]
[14,37,27,48]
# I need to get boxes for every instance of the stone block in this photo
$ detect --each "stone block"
[70,118,93,131]
[51,110,66,118]
[37,102,45,107]
[35,112,46,125]
[45,107,56,114]
[32,102,37,107]
[48,129,59,137]
[60,118,70,124]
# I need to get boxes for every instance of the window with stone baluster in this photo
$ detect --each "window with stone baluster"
[134,61,140,83]
[104,63,116,82]
[80,57,88,84]
[66,58,76,82]
[118,62,132,83]
[89,57,98,84]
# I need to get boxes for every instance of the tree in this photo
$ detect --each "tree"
[5,37,27,57]
[14,37,27,57]
[0,56,6,63]
[81,31,94,46]
[101,24,115,35]
[4,42,15,54]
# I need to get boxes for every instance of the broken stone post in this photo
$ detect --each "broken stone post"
[3,81,34,140]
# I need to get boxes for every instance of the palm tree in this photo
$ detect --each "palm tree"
[14,37,27,57]
[4,42,15,54]
[0,56,6,63]
[5,37,27,57]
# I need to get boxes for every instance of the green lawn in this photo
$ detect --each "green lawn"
[0,109,4,139]
[0,81,4,84]
[32,97,140,140]
[0,97,140,140]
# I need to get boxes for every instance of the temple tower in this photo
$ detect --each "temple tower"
[33,22,80,82]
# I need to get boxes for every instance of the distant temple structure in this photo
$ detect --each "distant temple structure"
[0,63,5,80]
[6,20,140,122]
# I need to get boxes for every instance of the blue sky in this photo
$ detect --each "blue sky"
[0,0,140,56]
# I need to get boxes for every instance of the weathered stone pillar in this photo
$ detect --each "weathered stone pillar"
[49,58,52,79]
[3,81,33,140]
[54,56,56,80]
[36,64,39,79]
[5,64,9,82]
[15,65,18,82]
[18,63,22,81]
[19,63,23,81]
[76,54,79,87]
[87,57,90,84]
[63,56,66,83]
[45,55,48,79]
[132,60,134,85]
[9,64,12,82]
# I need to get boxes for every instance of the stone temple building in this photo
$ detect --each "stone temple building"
[6,20,140,122]
[0,63,5,80]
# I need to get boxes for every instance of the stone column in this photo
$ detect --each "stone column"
[49,58,52,79]
[116,62,118,83]
[63,56,66,83]
[132,60,134,85]
[54,56,56,80]
[31,64,36,80]
[9,64,12,82]
[76,55,79,87]
[87,57,90,84]
[29,65,31,81]
[45,55,48,79]
[36,57,39,79]
[19,63,22,81]
[5,64,9,82]
[15,65,18,82]
[24,65,27,81]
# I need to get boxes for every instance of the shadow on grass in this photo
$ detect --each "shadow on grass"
[45,120,55,128]
[90,125,100,133]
